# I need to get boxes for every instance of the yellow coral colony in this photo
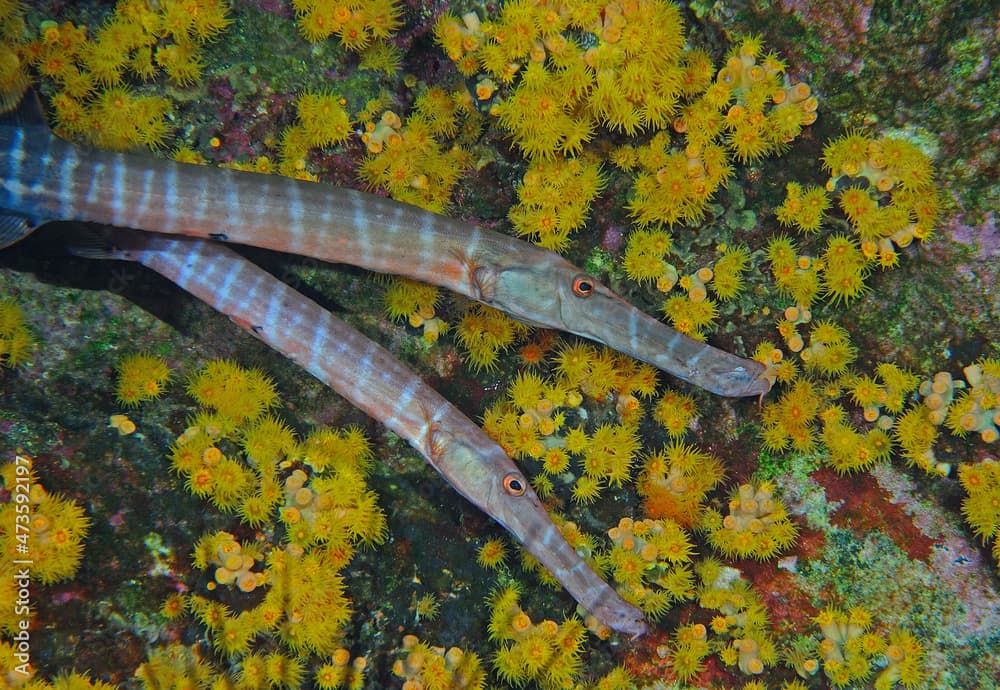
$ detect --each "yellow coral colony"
[115,353,172,406]
[435,5,815,253]
[28,0,233,150]
[508,155,606,251]
[292,0,402,53]
[605,516,696,619]
[358,89,473,213]
[813,606,926,689]
[487,585,587,689]
[278,91,354,178]
[0,459,91,616]
[702,481,797,560]
[392,634,486,690]
[695,561,779,678]
[0,296,34,367]
[383,277,447,343]
[167,359,387,667]
[959,459,1000,568]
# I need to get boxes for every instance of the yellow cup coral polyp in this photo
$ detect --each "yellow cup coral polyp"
[508,154,605,252]
[186,359,279,426]
[958,459,1000,565]
[822,131,940,263]
[638,441,723,528]
[946,358,1000,443]
[703,481,797,560]
[0,468,91,585]
[392,634,485,690]
[193,530,265,594]
[487,585,587,689]
[0,297,34,367]
[115,352,172,406]
[605,516,696,618]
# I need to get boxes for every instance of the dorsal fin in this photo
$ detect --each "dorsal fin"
[0,90,49,130]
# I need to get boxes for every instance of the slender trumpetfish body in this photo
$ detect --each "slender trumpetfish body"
[77,229,648,636]
[0,99,769,398]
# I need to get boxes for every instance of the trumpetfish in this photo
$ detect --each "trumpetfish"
[0,96,770,398]
[70,228,650,637]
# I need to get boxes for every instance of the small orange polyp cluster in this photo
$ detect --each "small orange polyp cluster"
[278,466,388,550]
[109,413,137,435]
[919,370,960,426]
[771,131,939,313]
[760,378,822,452]
[710,244,751,300]
[482,345,655,502]
[437,1,816,159]
[767,236,822,310]
[776,182,831,233]
[360,109,403,153]
[638,441,724,528]
[391,634,485,690]
[661,291,719,341]
[751,341,796,388]
[627,134,732,228]
[622,227,676,286]
[813,606,926,689]
[867,362,985,478]
[702,34,817,169]
[550,341,658,407]
[820,405,893,474]
[278,92,353,179]
[475,537,508,570]
[695,559,778,677]
[814,606,882,686]
[29,0,233,148]
[659,246,748,339]
[193,530,266,593]
[821,234,871,305]
[166,360,389,657]
[800,320,857,378]
[434,12,485,75]
[891,358,1000,476]
[703,481,797,560]
[455,303,529,373]
[945,358,1000,443]
[893,404,940,474]
[667,622,712,681]
[878,629,928,690]
[0,2,31,113]
[622,231,749,340]
[651,388,699,438]
[315,648,367,690]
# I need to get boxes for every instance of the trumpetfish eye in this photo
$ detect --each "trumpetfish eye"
[572,275,595,297]
[502,472,527,496]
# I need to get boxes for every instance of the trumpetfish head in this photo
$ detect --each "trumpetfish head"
[427,422,649,638]
[472,249,771,398]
